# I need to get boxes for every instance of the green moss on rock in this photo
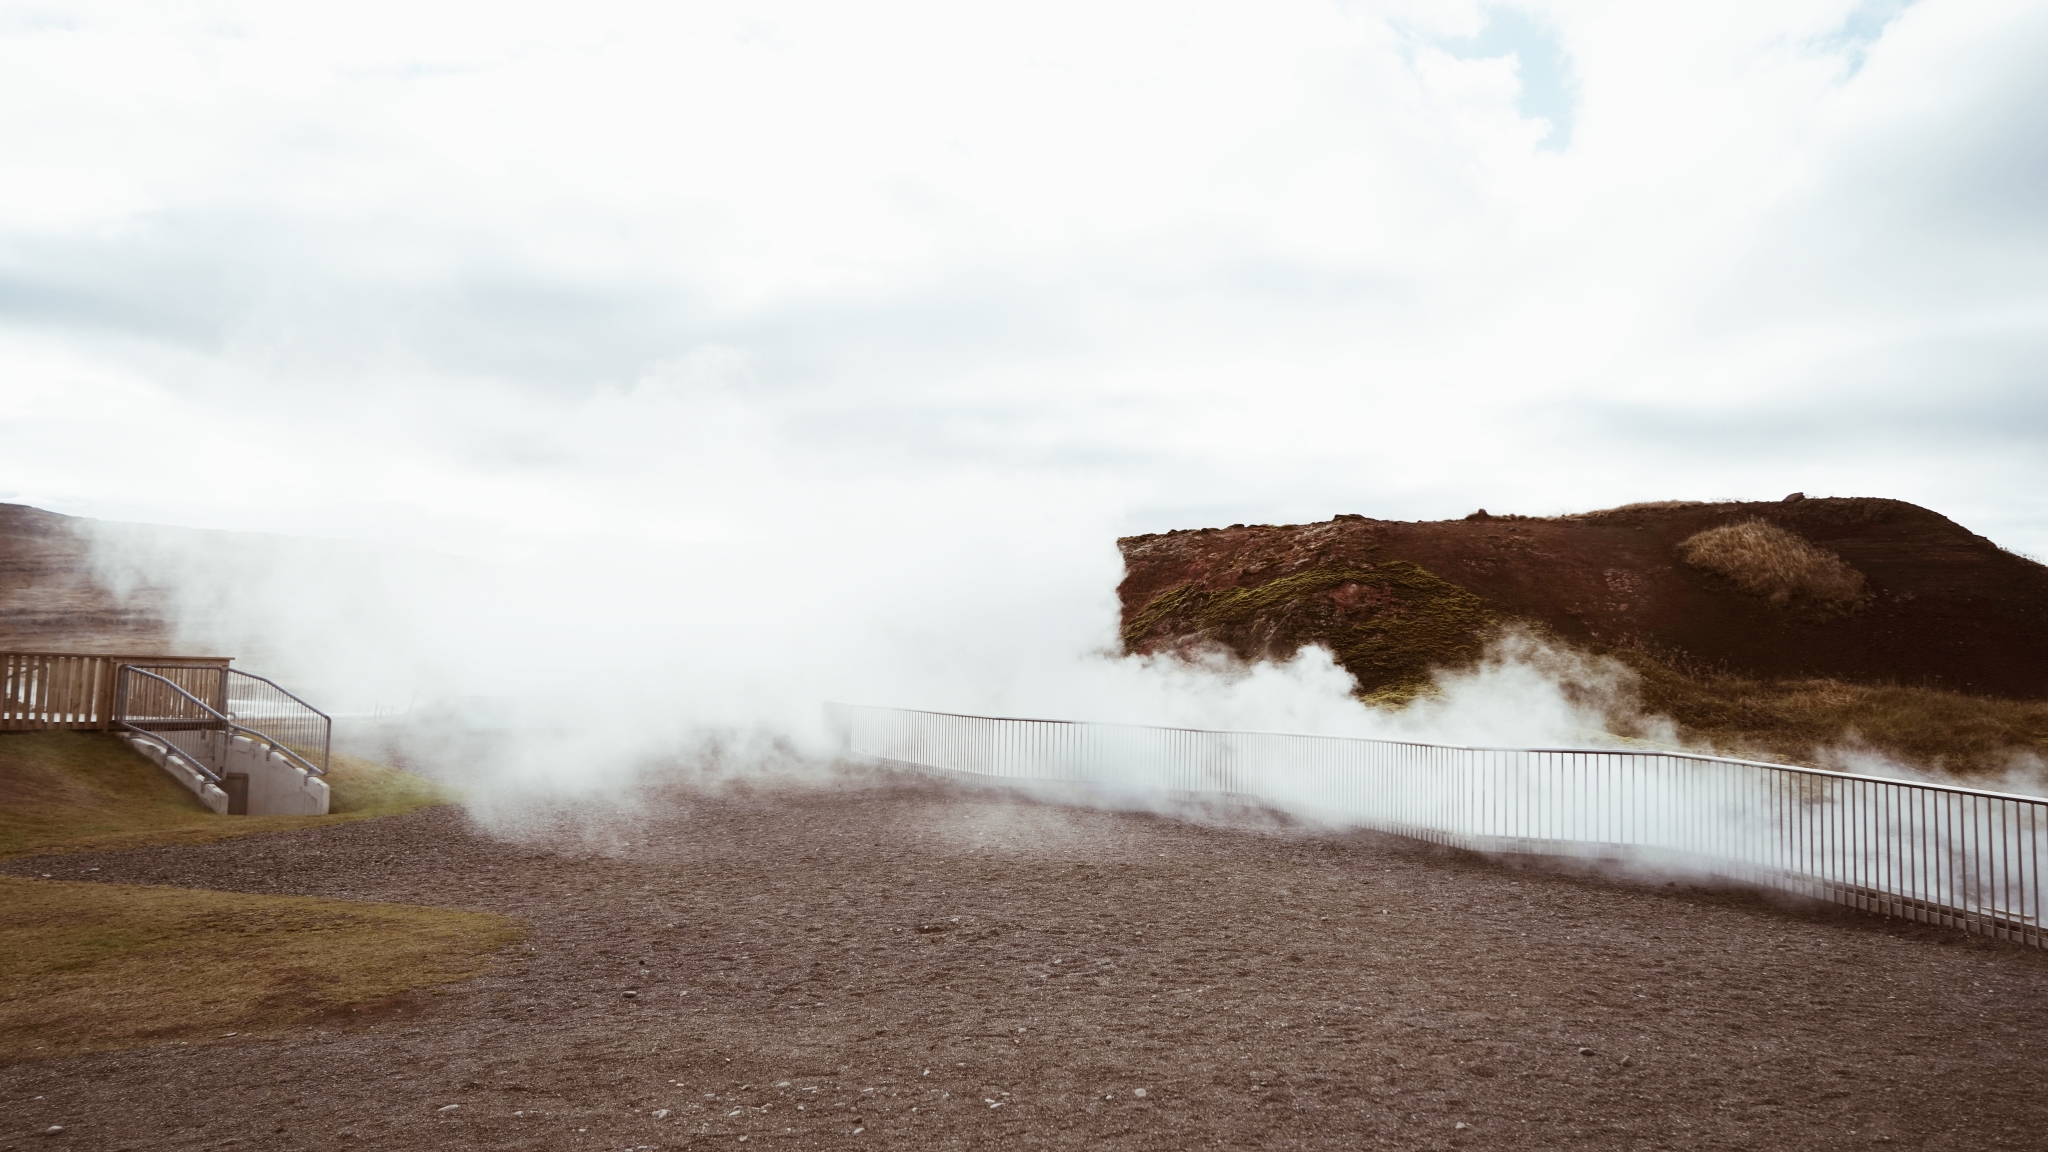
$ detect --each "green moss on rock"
[1121,561,1499,699]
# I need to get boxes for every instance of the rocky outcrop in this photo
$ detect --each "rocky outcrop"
[1118,497,2048,699]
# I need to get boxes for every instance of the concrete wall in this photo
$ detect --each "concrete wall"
[124,734,230,815]
[125,731,329,816]
[224,734,329,815]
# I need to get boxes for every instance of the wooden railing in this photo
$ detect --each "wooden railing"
[1,653,232,732]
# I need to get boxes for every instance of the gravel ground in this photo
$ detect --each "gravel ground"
[4,770,2047,1151]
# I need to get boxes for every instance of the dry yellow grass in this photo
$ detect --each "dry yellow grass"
[0,877,522,1060]
[1575,499,1716,516]
[0,732,453,860]
[1618,651,2048,779]
[1676,519,1867,610]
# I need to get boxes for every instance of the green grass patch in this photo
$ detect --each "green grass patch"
[0,732,454,860]
[0,876,522,1061]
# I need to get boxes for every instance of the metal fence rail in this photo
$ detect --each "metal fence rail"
[833,704,2046,950]
[222,669,332,775]
[115,665,329,781]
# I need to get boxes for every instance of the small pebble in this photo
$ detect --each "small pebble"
[1133,1088,1147,1098]
[1456,1121,1470,1130]
[41,1125,65,1136]
[1619,1054,1633,1067]
[1577,1047,1594,1056]
[652,1109,670,1119]
[438,1104,460,1112]
[624,990,638,999]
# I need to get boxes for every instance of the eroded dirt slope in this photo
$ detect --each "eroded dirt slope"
[0,504,171,654]
[1119,497,2048,698]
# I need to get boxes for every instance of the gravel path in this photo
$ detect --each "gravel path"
[5,771,2047,1150]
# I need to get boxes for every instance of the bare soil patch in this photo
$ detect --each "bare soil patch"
[4,770,2046,1150]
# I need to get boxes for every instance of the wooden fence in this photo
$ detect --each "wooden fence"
[1,653,232,732]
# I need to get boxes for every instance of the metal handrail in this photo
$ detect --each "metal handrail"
[226,668,330,721]
[116,665,328,778]
[224,668,331,775]
[116,727,225,785]
[833,703,2048,950]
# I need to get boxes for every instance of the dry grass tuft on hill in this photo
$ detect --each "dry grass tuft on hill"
[1614,650,2048,780]
[1676,519,1867,612]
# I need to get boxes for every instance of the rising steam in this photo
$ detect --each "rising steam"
[77,505,1710,824]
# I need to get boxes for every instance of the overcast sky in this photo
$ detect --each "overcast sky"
[2,1,2046,719]
[5,0,2044,546]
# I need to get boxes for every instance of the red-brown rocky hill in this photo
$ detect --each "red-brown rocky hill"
[1117,497,2048,700]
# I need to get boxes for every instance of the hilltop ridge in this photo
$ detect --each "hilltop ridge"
[1119,496,2048,700]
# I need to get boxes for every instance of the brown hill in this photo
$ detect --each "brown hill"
[0,504,172,653]
[1118,497,2048,773]
[1119,496,2048,698]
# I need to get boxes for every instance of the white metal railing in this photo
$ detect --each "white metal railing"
[831,704,2047,949]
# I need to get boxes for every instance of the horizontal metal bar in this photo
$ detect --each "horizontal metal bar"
[117,666,328,778]
[219,668,332,724]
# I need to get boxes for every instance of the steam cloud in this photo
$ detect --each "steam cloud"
[80,508,1691,820]
[8,1,2046,820]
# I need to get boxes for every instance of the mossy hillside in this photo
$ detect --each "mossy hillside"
[1122,561,1499,699]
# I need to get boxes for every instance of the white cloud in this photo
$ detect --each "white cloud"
[1,0,2043,734]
